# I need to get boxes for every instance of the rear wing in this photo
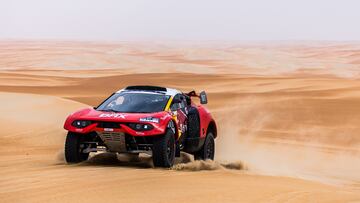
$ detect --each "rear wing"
[186,90,208,104]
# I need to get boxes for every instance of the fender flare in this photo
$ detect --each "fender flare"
[206,120,217,138]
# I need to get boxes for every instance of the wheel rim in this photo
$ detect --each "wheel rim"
[206,139,214,159]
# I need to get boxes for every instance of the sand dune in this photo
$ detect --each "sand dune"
[0,41,360,202]
[1,92,359,203]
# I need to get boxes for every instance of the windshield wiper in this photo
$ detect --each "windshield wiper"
[98,108,124,113]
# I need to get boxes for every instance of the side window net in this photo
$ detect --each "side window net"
[170,103,178,111]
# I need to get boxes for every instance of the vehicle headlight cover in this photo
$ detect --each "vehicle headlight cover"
[128,123,154,131]
[72,120,92,128]
[139,117,159,123]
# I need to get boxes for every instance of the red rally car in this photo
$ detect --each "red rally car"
[64,86,217,167]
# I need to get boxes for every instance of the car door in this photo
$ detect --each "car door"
[170,94,188,137]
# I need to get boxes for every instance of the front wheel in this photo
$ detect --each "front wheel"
[194,132,215,161]
[152,127,176,168]
[64,132,89,163]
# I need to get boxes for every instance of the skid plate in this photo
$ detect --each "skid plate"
[97,131,126,152]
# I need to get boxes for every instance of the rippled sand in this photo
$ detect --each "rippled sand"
[0,41,360,202]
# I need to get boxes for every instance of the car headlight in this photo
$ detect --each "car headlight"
[128,123,154,131]
[72,120,92,128]
[139,117,159,123]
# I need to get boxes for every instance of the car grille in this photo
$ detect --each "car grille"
[97,122,121,129]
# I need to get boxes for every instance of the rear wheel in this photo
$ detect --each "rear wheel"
[194,132,215,161]
[184,107,202,153]
[152,125,176,168]
[187,108,200,140]
[65,132,89,163]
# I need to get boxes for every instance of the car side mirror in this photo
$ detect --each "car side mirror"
[199,91,208,104]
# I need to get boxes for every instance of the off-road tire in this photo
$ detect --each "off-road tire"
[65,132,89,163]
[152,126,176,168]
[187,108,200,139]
[194,132,215,160]
[183,107,202,153]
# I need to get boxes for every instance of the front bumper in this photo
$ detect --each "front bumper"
[65,121,166,137]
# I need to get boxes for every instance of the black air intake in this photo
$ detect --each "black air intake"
[97,122,121,129]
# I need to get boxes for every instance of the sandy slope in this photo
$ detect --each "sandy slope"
[1,41,360,202]
[1,92,359,203]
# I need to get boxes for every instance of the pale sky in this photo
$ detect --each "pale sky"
[0,0,359,41]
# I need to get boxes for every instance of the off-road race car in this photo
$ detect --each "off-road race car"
[64,86,217,167]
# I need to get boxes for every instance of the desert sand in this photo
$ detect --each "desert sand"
[0,41,360,202]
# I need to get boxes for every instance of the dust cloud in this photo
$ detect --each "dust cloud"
[215,98,360,186]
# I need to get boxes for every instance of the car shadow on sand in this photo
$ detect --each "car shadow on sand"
[56,151,244,171]
[79,153,154,168]
[75,152,194,169]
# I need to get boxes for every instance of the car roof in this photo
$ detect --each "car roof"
[116,85,181,97]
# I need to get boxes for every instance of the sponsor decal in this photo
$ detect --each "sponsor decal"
[99,113,126,119]
[139,117,159,123]
[180,123,187,133]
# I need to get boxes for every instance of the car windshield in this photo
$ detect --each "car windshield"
[96,92,170,113]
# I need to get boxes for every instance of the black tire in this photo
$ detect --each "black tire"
[184,107,202,153]
[64,132,89,163]
[194,132,215,161]
[152,126,176,168]
[187,108,200,140]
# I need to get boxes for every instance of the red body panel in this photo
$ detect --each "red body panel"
[64,104,216,139]
[196,104,216,138]
[64,108,174,136]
